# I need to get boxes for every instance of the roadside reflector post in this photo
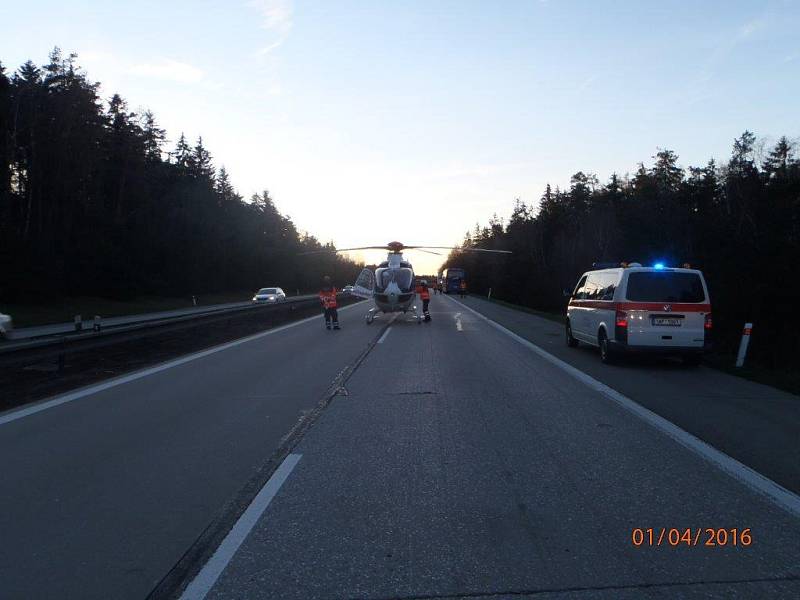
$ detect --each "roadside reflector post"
[93,315,101,332]
[192,295,197,306]
[735,322,753,367]
[74,315,82,332]
[488,287,492,300]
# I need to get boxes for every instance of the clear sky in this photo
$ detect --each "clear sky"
[2,0,799,272]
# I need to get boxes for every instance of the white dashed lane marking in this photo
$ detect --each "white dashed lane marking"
[377,327,392,344]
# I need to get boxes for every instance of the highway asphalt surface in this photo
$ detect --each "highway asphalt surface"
[452,295,800,496]
[196,294,800,599]
[0,302,371,599]
[2,294,799,599]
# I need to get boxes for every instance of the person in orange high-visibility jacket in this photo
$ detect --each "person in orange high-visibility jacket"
[319,276,340,330]
[415,279,432,322]
[459,279,467,299]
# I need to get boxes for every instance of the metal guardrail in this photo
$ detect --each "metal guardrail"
[0,294,350,355]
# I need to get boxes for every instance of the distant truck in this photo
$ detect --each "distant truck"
[442,268,465,294]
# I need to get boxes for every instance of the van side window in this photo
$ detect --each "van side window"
[585,274,602,300]
[573,275,587,299]
[600,273,617,300]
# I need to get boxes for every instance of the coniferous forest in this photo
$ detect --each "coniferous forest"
[2,50,799,371]
[0,49,360,304]
[444,136,800,369]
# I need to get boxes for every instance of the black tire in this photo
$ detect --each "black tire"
[566,320,579,347]
[599,330,615,364]
[682,354,703,367]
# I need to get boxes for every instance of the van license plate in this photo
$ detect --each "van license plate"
[653,317,682,326]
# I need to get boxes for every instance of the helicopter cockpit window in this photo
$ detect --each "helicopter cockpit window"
[375,267,414,292]
[375,268,387,292]
[396,268,413,291]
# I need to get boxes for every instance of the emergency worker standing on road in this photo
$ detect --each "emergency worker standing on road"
[459,279,467,299]
[416,279,432,322]
[319,276,340,330]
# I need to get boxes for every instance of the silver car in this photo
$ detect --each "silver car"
[252,287,286,304]
[0,312,13,339]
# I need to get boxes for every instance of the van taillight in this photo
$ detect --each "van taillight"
[704,314,712,330]
[614,309,628,343]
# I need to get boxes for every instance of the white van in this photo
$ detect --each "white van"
[565,264,711,365]
[0,312,12,339]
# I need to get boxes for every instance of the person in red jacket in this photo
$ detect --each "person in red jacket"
[416,279,431,322]
[319,276,340,330]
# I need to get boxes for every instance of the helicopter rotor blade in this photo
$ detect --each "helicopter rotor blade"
[298,246,389,256]
[457,247,512,254]
[405,246,512,254]
[300,243,511,256]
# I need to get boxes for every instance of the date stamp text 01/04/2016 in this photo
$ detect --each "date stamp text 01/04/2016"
[632,528,752,547]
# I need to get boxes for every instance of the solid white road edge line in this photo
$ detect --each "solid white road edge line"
[179,453,302,600]
[446,295,800,519]
[0,303,364,427]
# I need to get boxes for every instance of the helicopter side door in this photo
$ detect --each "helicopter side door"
[352,268,375,299]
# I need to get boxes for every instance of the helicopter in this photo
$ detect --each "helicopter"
[302,241,510,324]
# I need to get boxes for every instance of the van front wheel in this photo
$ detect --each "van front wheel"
[566,321,579,347]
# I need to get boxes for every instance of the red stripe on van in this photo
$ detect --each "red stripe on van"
[569,300,710,312]
[618,302,710,312]
[568,300,616,309]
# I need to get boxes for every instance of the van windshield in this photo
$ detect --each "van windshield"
[626,272,705,303]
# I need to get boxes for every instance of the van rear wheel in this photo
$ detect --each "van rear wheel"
[566,321,579,347]
[599,331,615,364]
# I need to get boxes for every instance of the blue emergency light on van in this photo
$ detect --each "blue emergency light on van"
[653,262,665,270]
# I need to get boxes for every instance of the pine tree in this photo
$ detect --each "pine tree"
[508,198,529,228]
[762,136,795,179]
[0,61,11,209]
[569,172,592,213]
[730,130,757,175]
[172,133,191,170]
[651,148,684,192]
[191,136,214,181]
[141,111,165,162]
[538,183,557,216]
[215,166,238,205]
